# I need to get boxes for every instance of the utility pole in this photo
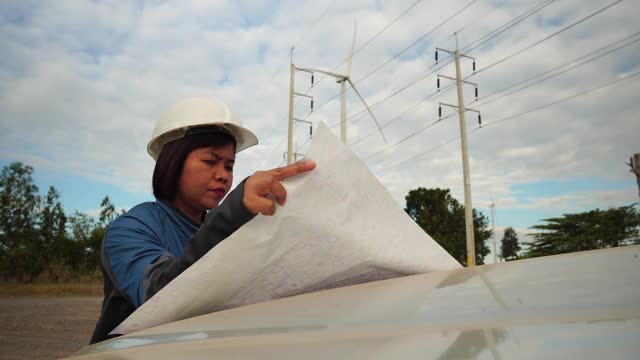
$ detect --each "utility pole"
[288,21,386,148]
[489,198,497,264]
[287,48,314,165]
[287,49,295,165]
[340,77,347,142]
[627,153,640,201]
[436,33,481,267]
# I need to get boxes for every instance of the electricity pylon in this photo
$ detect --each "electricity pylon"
[489,194,497,264]
[287,20,386,164]
[436,33,482,267]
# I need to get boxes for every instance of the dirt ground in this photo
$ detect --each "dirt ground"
[0,296,102,360]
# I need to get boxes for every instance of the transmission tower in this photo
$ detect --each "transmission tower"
[489,194,497,264]
[436,33,482,267]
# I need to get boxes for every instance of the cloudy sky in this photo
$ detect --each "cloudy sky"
[1,0,639,259]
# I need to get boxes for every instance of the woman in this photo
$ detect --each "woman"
[90,97,315,344]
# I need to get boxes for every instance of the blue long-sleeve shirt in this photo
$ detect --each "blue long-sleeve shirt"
[90,181,255,344]
[105,200,199,307]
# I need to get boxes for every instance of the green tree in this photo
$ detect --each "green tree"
[39,186,68,262]
[500,227,521,261]
[69,211,96,270]
[525,205,640,258]
[85,196,119,272]
[0,162,40,236]
[99,196,117,227]
[86,226,106,272]
[594,205,640,247]
[404,187,491,266]
[0,162,41,280]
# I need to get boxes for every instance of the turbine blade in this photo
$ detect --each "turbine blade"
[346,18,356,77]
[348,78,387,144]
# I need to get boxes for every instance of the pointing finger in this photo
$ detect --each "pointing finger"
[271,159,316,181]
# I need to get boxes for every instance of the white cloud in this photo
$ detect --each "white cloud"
[84,204,132,219]
[518,187,637,210]
[1,0,639,227]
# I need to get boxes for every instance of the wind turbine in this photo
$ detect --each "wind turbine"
[489,193,497,263]
[295,20,387,145]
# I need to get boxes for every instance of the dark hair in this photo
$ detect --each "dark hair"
[152,129,236,202]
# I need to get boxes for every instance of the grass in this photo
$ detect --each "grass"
[0,281,102,297]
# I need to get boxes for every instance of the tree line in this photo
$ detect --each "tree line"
[1,162,639,282]
[0,162,123,282]
[404,187,640,265]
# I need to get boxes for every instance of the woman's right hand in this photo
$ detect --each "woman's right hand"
[243,159,316,216]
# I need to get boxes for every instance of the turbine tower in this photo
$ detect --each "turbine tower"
[293,20,386,145]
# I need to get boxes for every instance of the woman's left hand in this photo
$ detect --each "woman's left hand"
[243,159,316,215]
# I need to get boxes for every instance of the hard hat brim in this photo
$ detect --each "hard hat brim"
[147,123,258,161]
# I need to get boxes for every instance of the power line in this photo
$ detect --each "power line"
[299,137,312,150]
[268,0,621,168]
[357,32,640,166]
[342,2,627,162]
[358,0,628,164]
[331,0,425,75]
[260,109,312,169]
[265,0,338,86]
[327,0,561,131]
[478,69,640,130]
[461,0,557,53]
[363,113,456,161]
[302,0,478,120]
[375,68,640,174]
[353,0,477,87]
[264,0,429,166]
[290,0,338,50]
[350,83,456,146]
[331,1,567,153]
[376,136,460,175]
[260,0,338,168]
[329,58,455,128]
[467,0,623,79]
[298,0,554,152]
[300,85,455,160]
[473,33,640,108]
[297,0,430,113]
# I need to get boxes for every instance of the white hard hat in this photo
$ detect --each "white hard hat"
[147,97,258,160]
